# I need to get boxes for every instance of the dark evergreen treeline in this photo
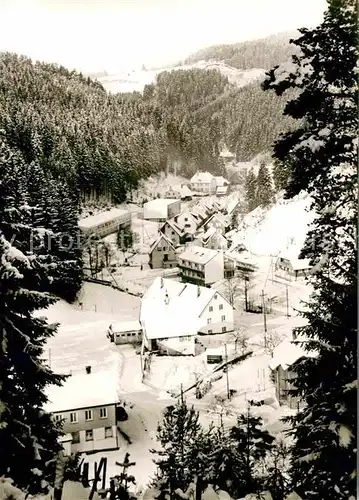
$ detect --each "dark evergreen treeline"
[0,53,294,204]
[184,32,299,70]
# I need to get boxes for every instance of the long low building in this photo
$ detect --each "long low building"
[78,208,131,238]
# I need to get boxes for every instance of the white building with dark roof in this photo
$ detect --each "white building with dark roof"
[140,277,234,354]
[190,171,217,194]
[178,245,224,286]
[78,208,131,238]
[143,199,181,222]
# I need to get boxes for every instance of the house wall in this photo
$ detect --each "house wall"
[157,336,196,356]
[198,293,234,334]
[165,189,181,199]
[149,239,177,269]
[274,366,300,409]
[80,213,131,239]
[175,212,198,234]
[114,329,142,345]
[203,218,226,235]
[204,253,224,285]
[167,200,181,219]
[161,223,182,246]
[53,404,118,454]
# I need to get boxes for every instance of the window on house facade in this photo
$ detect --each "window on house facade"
[209,306,213,312]
[54,414,63,422]
[222,326,227,333]
[163,254,168,261]
[207,318,212,324]
[208,329,213,334]
[221,315,226,322]
[105,427,113,438]
[214,294,218,299]
[72,431,80,444]
[85,430,93,441]
[70,412,78,423]
[219,304,223,310]
[100,408,108,419]
[85,410,93,421]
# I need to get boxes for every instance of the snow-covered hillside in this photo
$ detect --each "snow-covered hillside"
[96,61,266,94]
[231,191,316,257]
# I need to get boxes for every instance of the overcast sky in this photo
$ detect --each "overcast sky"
[0,0,326,73]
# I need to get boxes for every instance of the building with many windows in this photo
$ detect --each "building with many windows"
[45,370,121,454]
[78,208,131,239]
[178,245,224,286]
[190,171,217,194]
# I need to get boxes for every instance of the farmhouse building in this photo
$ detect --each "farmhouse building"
[269,337,318,409]
[45,370,121,454]
[202,213,230,235]
[275,254,312,280]
[199,227,228,251]
[107,320,142,345]
[178,245,224,286]
[174,211,200,235]
[140,277,234,355]
[190,171,217,194]
[78,208,131,239]
[143,199,181,222]
[160,220,185,247]
[165,184,193,200]
[149,234,177,269]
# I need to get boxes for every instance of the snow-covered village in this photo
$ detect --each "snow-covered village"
[0,1,356,500]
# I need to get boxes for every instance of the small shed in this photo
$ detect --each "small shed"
[107,320,142,345]
[206,347,224,364]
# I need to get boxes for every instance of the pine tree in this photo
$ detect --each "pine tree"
[256,162,274,207]
[245,168,258,212]
[262,1,357,498]
[0,137,65,493]
[230,408,275,497]
[151,396,202,497]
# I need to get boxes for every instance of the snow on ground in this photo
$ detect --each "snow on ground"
[40,282,140,375]
[96,63,266,94]
[231,192,315,257]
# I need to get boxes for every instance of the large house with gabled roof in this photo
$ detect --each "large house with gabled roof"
[148,234,177,269]
[140,277,234,355]
[160,219,185,247]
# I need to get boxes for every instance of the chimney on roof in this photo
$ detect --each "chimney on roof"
[197,285,201,297]
[85,365,91,374]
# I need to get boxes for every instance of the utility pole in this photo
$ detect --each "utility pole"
[261,290,267,348]
[244,277,249,312]
[224,343,230,399]
[286,285,290,318]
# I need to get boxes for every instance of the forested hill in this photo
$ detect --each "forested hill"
[0,52,294,203]
[184,31,299,70]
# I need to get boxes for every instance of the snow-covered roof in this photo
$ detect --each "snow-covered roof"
[141,277,228,340]
[269,338,318,371]
[168,184,193,198]
[278,255,312,270]
[219,149,235,159]
[161,219,183,235]
[78,208,130,230]
[149,234,175,253]
[144,198,179,209]
[190,171,215,183]
[204,213,229,227]
[109,320,142,333]
[179,245,221,265]
[214,176,229,187]
[44,370,119,413]
[216,186,228,195]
